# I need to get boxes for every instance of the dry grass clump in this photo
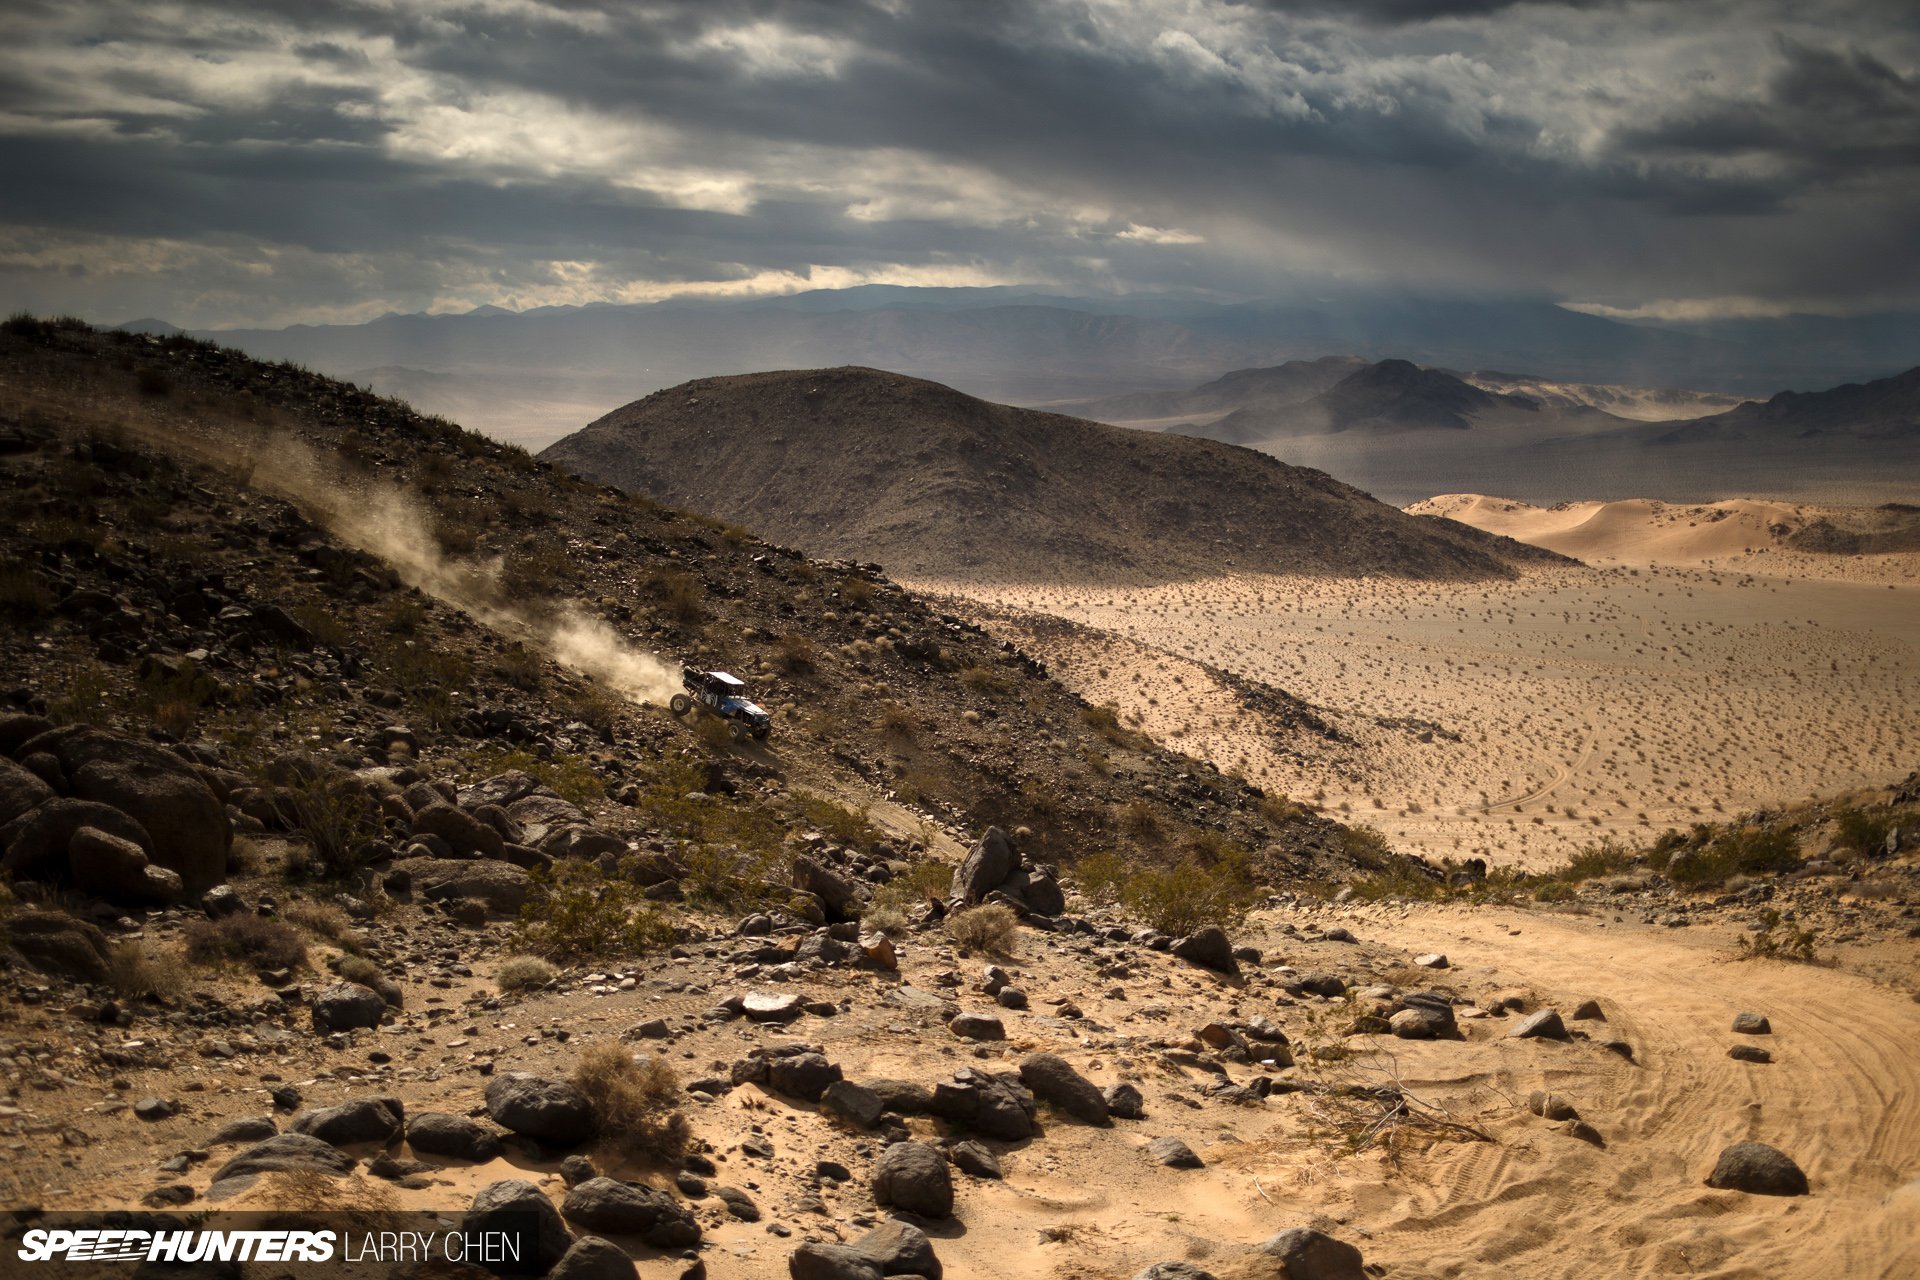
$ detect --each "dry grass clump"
[284,900,360,948]
[107,941,187,1000]
[572,1041,689,1162]
[947,903,1019,956]
[496,955,557,992]
[183,914,307,971]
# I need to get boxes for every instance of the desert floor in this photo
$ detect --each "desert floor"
[908,535,1918,868]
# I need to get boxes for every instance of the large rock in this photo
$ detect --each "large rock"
[850,1220,941,1278]
[546,1236,636,1280]
[412,802,504,859]
[0,796,154,883]
[788,1245,883,1280]
[292,1097,404,1146]
[459,771,549,810]
[1018,1053,1110,1126]
[0,757,52,826]
[408,1112,506,1162]
[1147,1136,1202,1168]
[951,827,1016,905]
[1388,1005,1453,1040]
[69,825,180,904]
[561,1177,700,1247]
[3,910,111,982]
[767,1052,843,1102]
[311,982,387,1033]
[211,1133,356,1184]
[1706,1142,1809,1196]
[393,857,531,913]
[21,727,229,890]
[793,855,860,920]
[929,1071,1035,1140]
[1170,927,1238,975]
[467,1178,574,1274]
[1508,1009,1569,1040]
[1260,1227,1366,1280]
[485,1073,596,1146]
[871,1141,954,1218]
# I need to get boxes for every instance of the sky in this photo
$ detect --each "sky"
[0,0,1916,329]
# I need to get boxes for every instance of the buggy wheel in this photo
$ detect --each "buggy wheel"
[669,694,691,715]
[728,721,747,743]
[753,727,770,741]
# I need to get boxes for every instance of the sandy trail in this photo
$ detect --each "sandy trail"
[1350,905,1920,1279]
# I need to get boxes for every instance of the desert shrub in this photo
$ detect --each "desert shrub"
[514,866,676,962]
[1831,805,1897,859]
[334,954,385,988]
[876,701,915,740]
[565,684,626,736]
[1121,855,1258,936]
[1736,908,1818,963]
[184,914,307,971]
[282,772,385,880]
[959,664,1009,696]
[775,632,817,675]
[866,862,951,932]
[495,643,547,692]
[572,1040,689,1161]
[48,661,115,726]
[1340,823,1393,869]
[290,603,353,649]
[1665,825,1801,889]
[838,577,875,608]
[1552,836,1638,884]
[107,941,186,1000]
[1119,800,1163,841]
[645,569,703,624]
[1078,703,1138,747]
[284,900,360,948]
[863,899,910,936]
[1345,860,1450,902]
[501,546,569,598]
[1069,850,1130,906]
[496,955,557,992]
[947,903,1019,956]
[135,657,223,735]
[380,596,426,635]
[1258,793,1312,825]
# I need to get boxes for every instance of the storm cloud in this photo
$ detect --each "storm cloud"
[0,0,1914,326]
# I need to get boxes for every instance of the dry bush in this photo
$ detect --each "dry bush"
[775,632,818,675]
[284,900,358,948]
[333,954,385,989]
[646,569,704,624]
[496,955,557,992]
[572,1041,689,1162]
[947,903,1019,956]
[107,941,187,1001]
[184,914,308,971]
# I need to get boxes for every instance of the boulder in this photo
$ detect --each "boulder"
[1259,1227,1367,1280]
[1147,1136,1202,1168]
[948,1140,1001,1180]
[561,1177,700,1247]
[458,771,549,810]
[767,1052,843,1103]
[948,1012,1005,1041]
[467,1178,574,1274]
[408,1112,506,1162]
[1104,1081,1146,1120]
[793,855,860,920]
[1388,1005,1453,1040]
[393,857,531,913]
[412,803,504,859]
[871,1141,953,1218]
[1018,871,1066,917]
[22,727,229,890]
[546,1236,636,1280]
[0,796,154,884]
[788,1245,883,1280]
[1731,1012,1772,1035]
[1729,1044,1773,1064]
[0,756,52,826]
[951,827,1016,905]
[1170,927,1238,975]
[1508,1009,1569,1040]
[1705,1142,1808,1196]
[69,825,180,904]
[851,1220,942,1278]
[929,1071,1035,1140]
[485,1073,596,1146]
[742,990,806,1022]
[211,1133,356,1184]
[1018,1053,1110,1126]
[3,909,111,982]
[311,982,386,1033]
[821,1080,886,1129]
[292,1097,405,1147]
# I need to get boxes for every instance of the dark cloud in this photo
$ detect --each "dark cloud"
[0,0,1914,326]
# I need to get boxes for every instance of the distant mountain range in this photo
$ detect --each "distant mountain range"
[539,366,1564,583]
[124,285,1919,449]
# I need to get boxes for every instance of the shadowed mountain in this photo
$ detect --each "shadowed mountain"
[1653,366,1920,444]
[540,366,1564,583]
[1049,356,1365,425]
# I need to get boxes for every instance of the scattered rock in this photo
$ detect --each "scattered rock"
[1146,1136,1202,1168]
[468,1178,575,1274]
[1104,1081,1145,1120]
[1705,1142,1808,1196]
[211,1133,356,1184]
[311,982,386,1033]
[1729,1044,1773,1064]
[1508,1009,1569,1040]
[292,1096,404,1146]
[1018,1053,1110,1126]
[948,1012,1005,1041]
[1526,1091,1578,1121]
[948,1139,1002,1179]
[1259,1226,1367,1280]
[872,1141,954,1218]
[1413,953,1449,969]
[821,1079,885,1129]
[1170,926,1238,975]
[1132,1264,1215,1280]
[407,1112,506,1162]
[546,1236,637,1280]
[1731,1012,1772,1035]
[562,1178,701,1247]
[1570,999,1606,1021]
[485,1073,596,1147]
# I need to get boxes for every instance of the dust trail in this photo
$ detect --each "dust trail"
[238,436,683,707]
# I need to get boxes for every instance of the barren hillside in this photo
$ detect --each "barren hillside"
[540,367,1561,583]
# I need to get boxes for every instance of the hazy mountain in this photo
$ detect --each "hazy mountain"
[1049,356,1365,425]
[153,287,1920,448]
[540,366,1563,583]
[1653,365,1920,444]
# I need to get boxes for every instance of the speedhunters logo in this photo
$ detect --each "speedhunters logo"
[9,1216,541,1271]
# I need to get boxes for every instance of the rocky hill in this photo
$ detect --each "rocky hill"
[540,367,1563,583]
[1050,356,1366,424]
[1654,364,1920,444]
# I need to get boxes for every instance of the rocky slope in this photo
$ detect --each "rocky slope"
[539,367,1562,584]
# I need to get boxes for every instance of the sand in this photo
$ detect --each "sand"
[910,558,1918,868]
